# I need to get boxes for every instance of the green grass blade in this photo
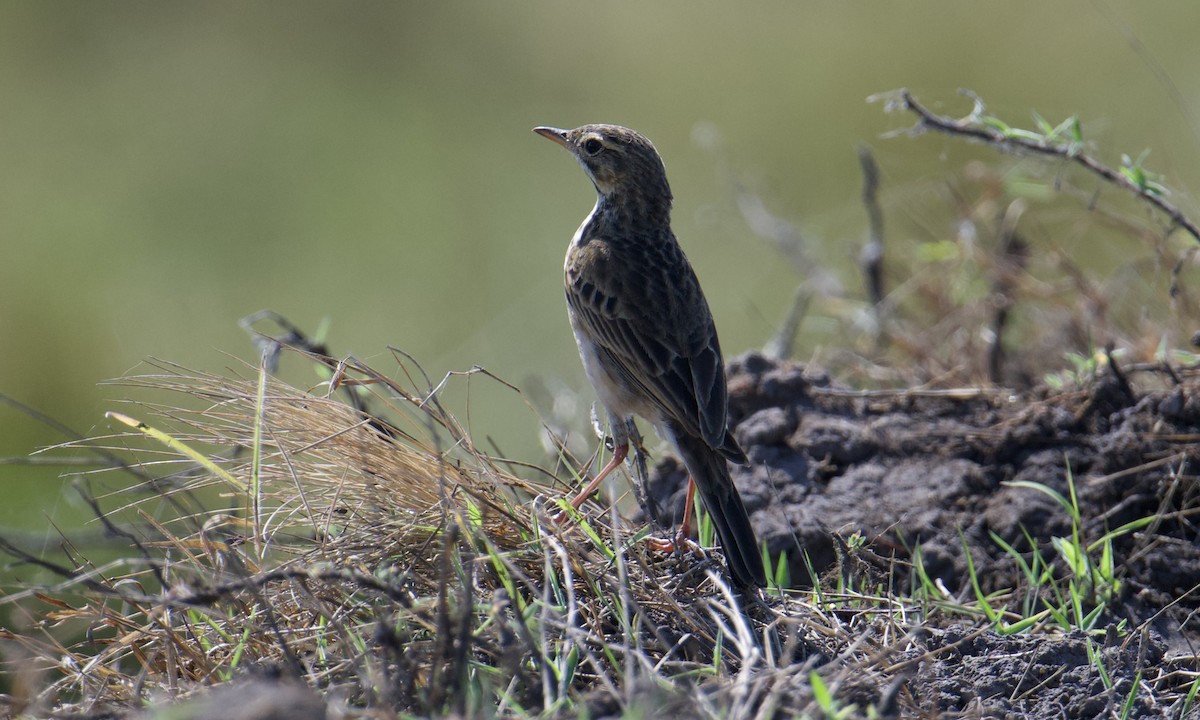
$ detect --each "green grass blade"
[107,411,247,492]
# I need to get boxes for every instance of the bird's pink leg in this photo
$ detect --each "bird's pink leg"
[567,442,629,510]
[678,477,697,540]
[643,477,702,555]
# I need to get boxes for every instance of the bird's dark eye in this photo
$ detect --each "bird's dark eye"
[582,137,604,156]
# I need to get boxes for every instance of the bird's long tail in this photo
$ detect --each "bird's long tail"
[669,428,766,589]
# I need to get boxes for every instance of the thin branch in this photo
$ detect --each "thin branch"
[858,145,886,308]
[890,89,1200,245]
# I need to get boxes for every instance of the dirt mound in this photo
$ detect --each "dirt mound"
[647,352,1200,717]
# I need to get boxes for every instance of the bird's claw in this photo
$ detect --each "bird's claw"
[644,531,704,559]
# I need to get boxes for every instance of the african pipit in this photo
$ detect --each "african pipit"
[534,123,765,588]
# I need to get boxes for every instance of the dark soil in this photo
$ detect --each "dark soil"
[647,352,1200,718]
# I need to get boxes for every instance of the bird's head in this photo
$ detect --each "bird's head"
[534,124,673,210]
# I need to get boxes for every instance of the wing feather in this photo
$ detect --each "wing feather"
[565,232,739,459]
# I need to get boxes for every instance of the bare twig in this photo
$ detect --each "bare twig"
[887,89,1200,245]
[858,145,886,308]
[763,285,811,361]
[987,201,1030,383]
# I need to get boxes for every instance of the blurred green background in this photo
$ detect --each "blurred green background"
[2,3,1199,550]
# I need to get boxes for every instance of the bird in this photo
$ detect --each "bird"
[533,123,765,588]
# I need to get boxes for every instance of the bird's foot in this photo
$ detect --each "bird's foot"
[644,530,704,559]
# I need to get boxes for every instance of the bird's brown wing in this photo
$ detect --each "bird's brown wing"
[566,233,744,462]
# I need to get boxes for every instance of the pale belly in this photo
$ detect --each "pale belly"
[570,319,662,427]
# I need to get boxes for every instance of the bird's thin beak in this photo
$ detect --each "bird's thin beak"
[533,126,571,149]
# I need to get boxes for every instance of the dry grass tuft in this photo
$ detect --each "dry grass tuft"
[1,349,875,718]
